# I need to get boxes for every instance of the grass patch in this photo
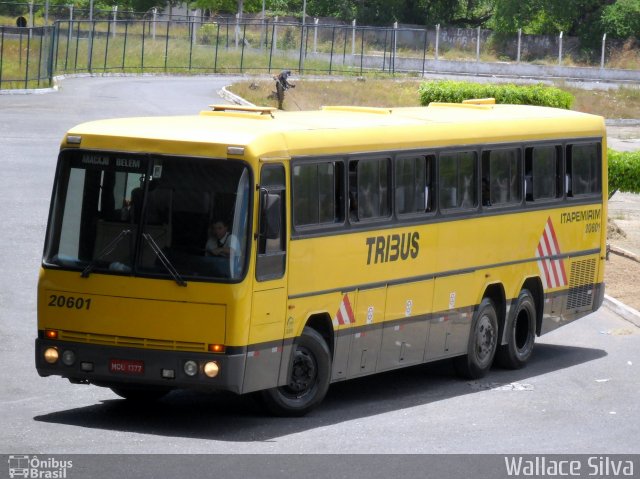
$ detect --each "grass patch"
[230,78,640,119]
[569,86,640,119]
[229,78,423,111]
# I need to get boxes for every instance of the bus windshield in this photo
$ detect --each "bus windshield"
[44,151,251,281]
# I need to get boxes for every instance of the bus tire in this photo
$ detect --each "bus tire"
[110,385,170,401]
[261,327,331,417]
[454,297,498,379]
[496,289,536,369]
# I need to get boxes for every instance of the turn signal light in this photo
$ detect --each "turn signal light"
[45,329,58,339]
[208,344,225,353]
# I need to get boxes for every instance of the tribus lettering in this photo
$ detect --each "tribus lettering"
[366,232,419,265]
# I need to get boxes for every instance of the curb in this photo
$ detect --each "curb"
[609,244,640,263]
[603,294,640,328]
[0,72,251,96]
[218,85,255,107]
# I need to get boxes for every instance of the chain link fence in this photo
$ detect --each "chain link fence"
[0,24,54,88]
[1,3,638,90]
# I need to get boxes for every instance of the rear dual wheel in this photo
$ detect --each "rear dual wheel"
[496,289,536,369]
[454,297,499,379]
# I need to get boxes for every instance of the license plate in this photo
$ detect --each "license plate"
[109,358,145,375]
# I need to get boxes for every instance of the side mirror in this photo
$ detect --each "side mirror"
[259,188,281,240]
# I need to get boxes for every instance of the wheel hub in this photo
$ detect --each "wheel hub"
[288,347,317,394]
[476,314,496,362]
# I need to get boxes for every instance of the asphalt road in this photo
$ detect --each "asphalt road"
[0,77,638,468]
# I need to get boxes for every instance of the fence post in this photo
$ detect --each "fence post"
[261,0,266,49]
[44,0,49,25]
[37,26,44,86]
[299,23,305,73]
[351,19,356,60]
[164,20,170,71]
[48,25,56,86]
[235,13,239,48]
[558,31,563,65]
[68,5,73,40]
[382,28,387,71]
[112,6,117,38]
[189,13,194,68]
[360,26,365,75]
[152,8,157,41]
[435,24,440,60]
[88,20,96,72]
[121,21,128,70]
[517,28,521,63]
[329,25,335,74]
[392,21,397,73]
[241,22,247,72]
[88,0,95,72]
[312,18,318,54]
[0,28,4,87]
[268,20,276,73]
[189,10,200,47]
[601,33,607,69]
[29,2,34,27]
[421,27,427,76]
[476,26,480,62]
[25,27,31,88]
[214,22,220,72]
[272,16,278,54]
[302,0,306,26]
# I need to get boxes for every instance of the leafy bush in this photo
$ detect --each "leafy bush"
[198,23,218,45]
[418,80,574,109]
[608,149,640,197]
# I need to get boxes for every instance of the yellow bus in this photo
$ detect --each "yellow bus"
[36,101,607,416]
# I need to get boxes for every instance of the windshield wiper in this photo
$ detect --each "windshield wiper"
[81,229,131,278]
[142,233,187,287]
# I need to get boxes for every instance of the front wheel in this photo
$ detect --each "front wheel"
[261,327,331,417]
[454,297,499,379]
[496,289,536,369]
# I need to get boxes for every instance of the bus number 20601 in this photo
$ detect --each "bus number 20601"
[48,294,92,310]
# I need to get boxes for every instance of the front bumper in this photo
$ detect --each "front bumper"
[35,338,246,394]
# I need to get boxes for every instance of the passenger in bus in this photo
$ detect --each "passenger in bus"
[482,178,491,206]
[205,220,240,258]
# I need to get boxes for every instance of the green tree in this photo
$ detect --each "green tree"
[194,0,262,16]
[492,0,611,34]
[601,0,640,39]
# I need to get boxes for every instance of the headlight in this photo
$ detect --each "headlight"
[44,348,59,364]
[62,350,76,366]
[183,360,198,377]
[203,361,219,378]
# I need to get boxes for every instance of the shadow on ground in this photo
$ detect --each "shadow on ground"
[34,343,605,442]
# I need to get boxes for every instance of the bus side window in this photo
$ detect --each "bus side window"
[482,148,521,207]
[567,143,601,197]
[292,161,344,228]
[350,158,391,221]
[439,151,477,211]
[525,145,562,202]
[395,154,435,216]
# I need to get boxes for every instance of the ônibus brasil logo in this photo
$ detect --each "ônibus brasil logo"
[8,455,73,479]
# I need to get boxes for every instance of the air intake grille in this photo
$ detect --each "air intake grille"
[567,259,596,310]
[58,330,207,352]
